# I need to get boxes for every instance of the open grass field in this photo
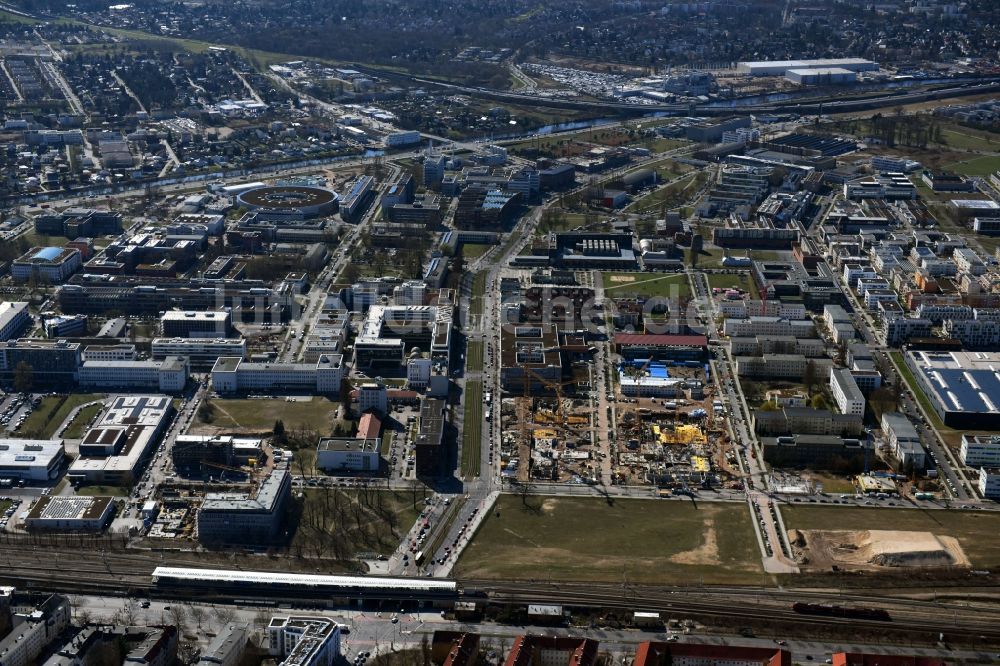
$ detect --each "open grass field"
[76,485,129,497]
[455,496,762,584]
[705,272,759,300]
[945,154,1000,177]
[939,127,1000,152]
[20,394,104,439]
[626,173,697,213]
[62,403,104,439]
[601,272,691,299]
[466,340,484,373]
[783,505,1000,569]
[471,273,487,317]
[291,488,422,559]
[461,380,483,478]
[461,243,492,261]
[888,351,950,433]
[195,397,340,434]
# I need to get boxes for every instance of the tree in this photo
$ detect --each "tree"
[810,393,828,410]
[687,247,699,268]
[341,262,360,285]
[803,360,818,397]
[13,361,32,393]
[197,398,216,423]
[273,419,287,446]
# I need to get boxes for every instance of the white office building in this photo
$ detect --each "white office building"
[357,383,388,415]
[152,337,247,370]
[316,438,380,472]
[961,434,1000,466]
[0,438,65,481]
[978,467,1000,500]
[268,616,340,666]
[881,412,924,469]
[78,357,188,392]
[211,354,344,394]
[0,302,30,341]
[830,367,865,416]
[161,310,232,338]
[82,344,137,362]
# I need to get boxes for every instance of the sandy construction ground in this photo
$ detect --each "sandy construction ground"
[790,529,970,571]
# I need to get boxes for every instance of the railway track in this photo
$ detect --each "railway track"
[4,546,1000,641]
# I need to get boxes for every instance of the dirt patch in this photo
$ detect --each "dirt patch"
[669,518,721,566]
[609,275,635,283]
[540,498,559,513]
[792,529,970,571]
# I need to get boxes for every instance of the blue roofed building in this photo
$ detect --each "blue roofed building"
[904,350,1000,428]
[12,246,82,283]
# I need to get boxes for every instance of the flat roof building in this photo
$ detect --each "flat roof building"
[0,438,65,481]
[211,354,344,395]
[152,337,247,370]
[161,310,232,338]
[0,302,30,342]
[316,438,380,473]
[197,469,291,545]
[737,58,877,76]
[904,350,1000,428]
[24,495,115,531]
[881,412,924,470]
[68,395,174,486]
[762,434,870,470]
[267,616,340,666]
[415,398,446,477]
[500,324,563,392]
[12,246,82,283]
[961,434,1000,467]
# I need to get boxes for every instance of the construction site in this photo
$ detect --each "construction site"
[497,348,742,491]
[143,435,278,542]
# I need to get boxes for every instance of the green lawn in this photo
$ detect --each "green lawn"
[939,128,1000,152]
[291,488,422,559]
[706,272,759,300]
[602,272,691,299]
[196,397,340,434]
[783,505,1000,569]
[625,173,697,213]
[461,243,492,260]
[945,154,1000,177]
[19,394,104,439]
[76,485,128,496]
[461,380,483,478]
[62,404,104,439]
[455,496,762,584]
[888,351,949,433]
[466,340,484,373]
[470,273,486,317]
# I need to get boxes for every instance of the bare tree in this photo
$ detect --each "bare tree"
[190,605,206,629]
[169,605,189,632]
[212,606,238,626]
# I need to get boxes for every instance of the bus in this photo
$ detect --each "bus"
[414,551,426,565]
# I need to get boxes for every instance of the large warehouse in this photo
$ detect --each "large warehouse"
[24,496,115,530]
[904,350,1000,428]
[737,58,878,77]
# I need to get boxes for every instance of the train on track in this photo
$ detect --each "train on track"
[792,602,891,622]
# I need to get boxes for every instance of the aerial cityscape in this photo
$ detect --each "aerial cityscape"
[0,0,998,664]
